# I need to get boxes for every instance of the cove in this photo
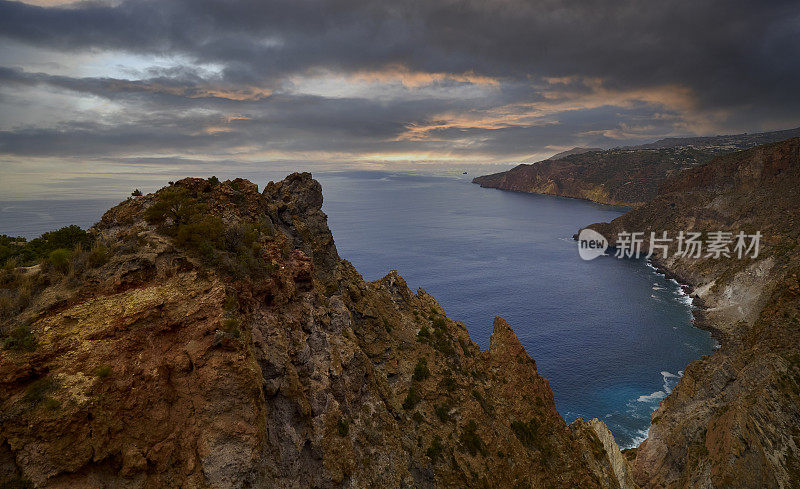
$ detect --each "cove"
[317,170,714,448]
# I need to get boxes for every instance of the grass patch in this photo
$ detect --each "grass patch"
[95,365,112,379]
[23,377,57,405]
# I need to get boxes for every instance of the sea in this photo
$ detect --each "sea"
[0,170,714,448]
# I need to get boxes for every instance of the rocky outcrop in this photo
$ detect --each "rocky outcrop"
[473,126,800,207]
[0,173,628,488]
[586,138,800,488]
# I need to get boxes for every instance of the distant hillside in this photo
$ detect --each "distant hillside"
[473,126,800,206]
[635,126,800,150]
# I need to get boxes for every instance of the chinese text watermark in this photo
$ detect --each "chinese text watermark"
[577,229,761,261]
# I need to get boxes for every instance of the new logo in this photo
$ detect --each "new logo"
[577,228,608,261]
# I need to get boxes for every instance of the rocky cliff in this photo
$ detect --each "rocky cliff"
[587,138,800,488]
[473,127,800,207]
[0,174,631,488]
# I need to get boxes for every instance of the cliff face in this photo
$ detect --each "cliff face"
[472,126,800,207]
[0,174,629,488]
[587,138,800,488]
[472,148,706,206]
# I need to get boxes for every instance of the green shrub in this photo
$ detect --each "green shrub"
[221,317,241,338]
[43,397,61,410]
[48,248,73,274]
[438,372,457,392]
[432,328,455,356]
[426,435,444,463]
[207,176,220,186]
[3,324,36,351]
[510,419,540,449]
[145,187,201,226]
[337,418,349,437]
[224,293,238,311]
[417,325,430,341]
[88,242,109,268]
[412,357,430,382]
[131,189,143,197]
[2,226,91,267]
[23,377,56,405]
[472,389,492,414]
[175,216,224,250]
[402,386,421,410]
[460,420,484,455]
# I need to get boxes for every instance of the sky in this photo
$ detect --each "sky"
[0,0,799,199]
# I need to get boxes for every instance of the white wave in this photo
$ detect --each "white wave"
[637,391,666,402]
[637,371,682,404]
[625,428,650,449]
[661,370,682,394]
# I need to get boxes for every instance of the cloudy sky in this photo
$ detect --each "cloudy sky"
[1,0,799,198]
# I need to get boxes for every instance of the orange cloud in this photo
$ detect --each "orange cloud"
[398,79,699,141]
[350,65,500,88]
[105,80,272,101]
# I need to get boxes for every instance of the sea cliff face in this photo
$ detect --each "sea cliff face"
[472,127,800,207]
[0,174,630,488]
[587,138,800,488]
[473,148,707,206]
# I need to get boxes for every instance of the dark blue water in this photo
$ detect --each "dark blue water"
[0,170,714,447]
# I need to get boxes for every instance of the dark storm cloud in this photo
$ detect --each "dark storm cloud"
[1,0,798,113]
